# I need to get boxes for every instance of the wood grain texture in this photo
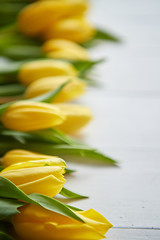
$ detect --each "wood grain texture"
[108,228,160,240]
[65,151,160,228]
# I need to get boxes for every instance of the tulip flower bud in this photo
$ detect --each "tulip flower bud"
[19,60,78,85]
[25,76,86,102]
[54,103,92,133]
[44,17,95,43]
[1,101,65,132]
[2,149,66,168]
[18,0,89,37]
[43,39,89,60]
[0,161,65,197]
[13,204,112,240]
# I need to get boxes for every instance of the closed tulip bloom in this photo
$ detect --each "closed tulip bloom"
[25,76,86,102]
[2,149,66,168]
[54,103,92,133]
[19,60,78,85]
[1,159,66,172]
[18,0,89,37]
[0,163,65,197]
[13,204,112,240]
[44,17,95,43]
[43,39,89,60]
[1,101,65,132]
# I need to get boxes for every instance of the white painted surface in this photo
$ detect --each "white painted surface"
[64,0,160,238]
[108,228,160,240]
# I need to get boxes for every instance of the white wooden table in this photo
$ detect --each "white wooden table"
[64,0,160,239]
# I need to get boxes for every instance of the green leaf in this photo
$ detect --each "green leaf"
[29,81,70,103]
[0,58,26,75]
[0,198,25,220]
[0,165,4,172]
[0,84,25,96]
[95,29,120,42]
[0,102,14,115]
[30,193,84,223]
[0,231,14,240]
[65,168,76,174]
[24,143,117,165]
[1,45,44,61]
[72,59,104,78]
[0,222,7,233]
[0,222,15,240]
[81,29,120,48]
[0,128,76,145]
[31,129,77,145]
[0,27,41,48]
[0,3,24,28]
[67,205,83,211]
[0,129,27,144]
[60,188,88,199]
[0,137,117,165]
[0,177,35,204]
[0,23,17,36]
[0,127,111,164]
[0,74,15,84]
[0,177,84,222]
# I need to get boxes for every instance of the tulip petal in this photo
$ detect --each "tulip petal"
[19,60,78,85]
[18,175,65,197]
[13,219,105,240]
[18,1,88,37]
[44,17,95,43]
[25,76,86,102]
[13,205,112,240]
[43,39,89,61]
[54,103,92,133]
[1,101,65,131]
[2,159,66,172]
[46,222,106,240]
[2,149,65,167]
[77,209,113,235]
[0,166,65,186]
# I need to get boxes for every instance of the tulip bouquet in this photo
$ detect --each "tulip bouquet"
[0,57,103,103]
[0,176,113,240]
[0,81,115,239]
[0,83,116,163]
[0,0,119,239]
[0,0,119,96]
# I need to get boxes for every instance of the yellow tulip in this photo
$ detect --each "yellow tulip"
[0,162,65,197]
[1,101,65,132]
[13,204,112,240]
[25,76,86,102]
[54,103,92,133]
[2,149,66,168]
[18,0,89,37]
[44,17,95,43]
[43,39,89,60]
[19,59,78,85]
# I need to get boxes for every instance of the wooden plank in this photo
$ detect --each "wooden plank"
[89,0,160,93]
[65,151,160,228]
[107,228,160,240]
[79,96,160,150]
[91,0,160,16]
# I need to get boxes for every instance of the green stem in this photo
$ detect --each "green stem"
[0,84,26,96]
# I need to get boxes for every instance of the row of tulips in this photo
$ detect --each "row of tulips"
[0,0,119,239]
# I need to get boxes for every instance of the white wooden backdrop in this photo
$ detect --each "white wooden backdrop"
[64,0,160,239]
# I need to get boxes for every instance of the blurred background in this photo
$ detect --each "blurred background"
[65,0,160,239]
